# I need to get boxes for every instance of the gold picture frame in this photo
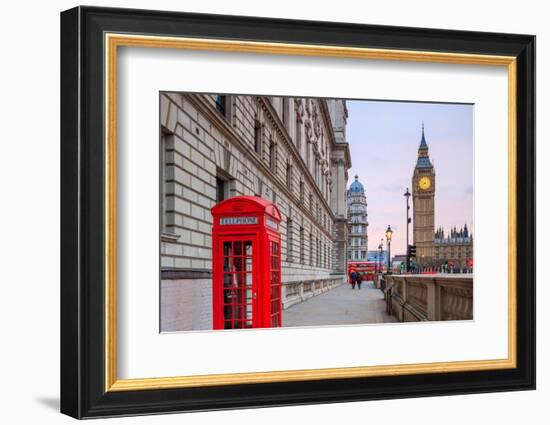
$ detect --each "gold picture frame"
[105,33,517,392]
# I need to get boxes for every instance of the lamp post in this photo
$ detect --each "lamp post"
[404,188,411,271]
[377,241,383,274]
[385,225,393,274]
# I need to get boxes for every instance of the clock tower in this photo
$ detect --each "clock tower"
[412,124,436,261]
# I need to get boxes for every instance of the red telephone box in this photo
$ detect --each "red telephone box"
[211,196,282,330]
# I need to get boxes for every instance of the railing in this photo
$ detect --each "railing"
[384,274,473,322]
[282,276,344,309]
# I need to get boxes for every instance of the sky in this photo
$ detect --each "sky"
[346,100,474,256]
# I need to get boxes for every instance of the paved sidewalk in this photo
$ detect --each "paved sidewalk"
[283,281,397,328]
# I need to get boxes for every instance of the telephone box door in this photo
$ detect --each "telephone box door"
[268,238,282,327]
[215,235,258,329]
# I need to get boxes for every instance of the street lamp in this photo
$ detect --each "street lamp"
[404,188,411,271]
[385,225,393,274]
[377,241,383,273]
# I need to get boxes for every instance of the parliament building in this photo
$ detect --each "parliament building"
[435,225,474,270]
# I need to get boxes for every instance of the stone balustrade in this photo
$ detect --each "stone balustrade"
[384,274,473,322]
[282,276,345,309]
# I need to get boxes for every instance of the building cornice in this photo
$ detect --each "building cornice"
[257,97,338,216]
[319,100,352,169]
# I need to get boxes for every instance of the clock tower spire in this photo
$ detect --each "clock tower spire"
[412,124,436,261]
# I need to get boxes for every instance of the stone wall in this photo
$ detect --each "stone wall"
[384,274,473,322]
[283,277,343,309]
[160,278,212,331]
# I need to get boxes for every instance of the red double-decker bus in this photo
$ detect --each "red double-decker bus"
[347,261,379,283]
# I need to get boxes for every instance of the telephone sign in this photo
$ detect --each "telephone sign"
[220,217,258,225]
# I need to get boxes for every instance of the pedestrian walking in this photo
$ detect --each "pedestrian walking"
[350,270,356,289]
[356,272,363,290]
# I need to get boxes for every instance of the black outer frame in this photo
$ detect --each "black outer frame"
[60,5,536,419]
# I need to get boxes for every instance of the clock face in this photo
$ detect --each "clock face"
[419,176,432,190]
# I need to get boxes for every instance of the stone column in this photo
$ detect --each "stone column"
[337,160,346,216]
[426,279,441,321]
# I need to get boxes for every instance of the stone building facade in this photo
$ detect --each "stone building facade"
[434,225,474,269]
[347,175,369,261]
[159,93,351,332]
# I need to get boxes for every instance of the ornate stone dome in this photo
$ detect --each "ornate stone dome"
[348,175,365,193]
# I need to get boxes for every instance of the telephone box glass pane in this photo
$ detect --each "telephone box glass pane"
[223,243,232,257]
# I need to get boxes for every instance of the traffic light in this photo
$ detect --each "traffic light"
[406,245,417,272]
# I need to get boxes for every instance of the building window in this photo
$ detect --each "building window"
[286,161,293,191]
[216,172,235,203]
[300,227,305,264]
[254,120,263,155]
[215,95,227,116]
[269,139,277,171]
[310,233,314,266]
[309,193,313,211]
[160,131,172,233]
[317,238,321,267]
[287,218,294,261]
[216,176,229,203]
[299,179,304,203]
